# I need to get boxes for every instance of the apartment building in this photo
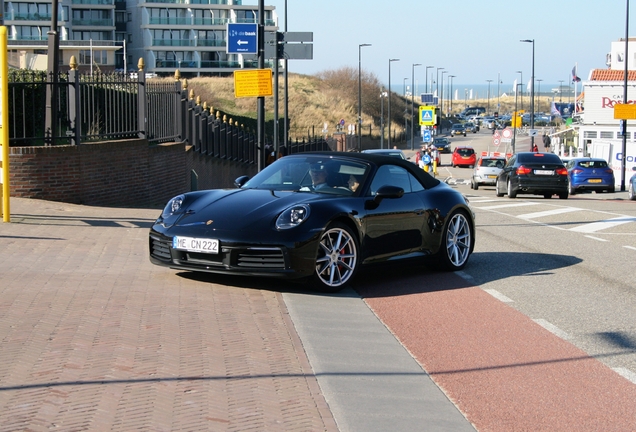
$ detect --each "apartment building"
[3,0,278,76]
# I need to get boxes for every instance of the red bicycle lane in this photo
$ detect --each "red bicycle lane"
[357,272,636,432]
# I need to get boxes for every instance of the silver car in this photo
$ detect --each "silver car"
[471,156,506,190]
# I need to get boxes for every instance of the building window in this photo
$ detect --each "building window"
[79,50,108,65]
[583,131,598,139]
[600,131,614,139]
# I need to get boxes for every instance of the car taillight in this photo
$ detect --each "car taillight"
[605,168,614,174]
[572,168,584,174]
[516,165,532,175]
[556,167,568,176]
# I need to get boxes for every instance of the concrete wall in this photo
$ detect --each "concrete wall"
[8,139,258,207]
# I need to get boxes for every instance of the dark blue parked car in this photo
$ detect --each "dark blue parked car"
[565,158,615,195]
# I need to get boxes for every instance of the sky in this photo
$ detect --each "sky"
[264,0,632,94]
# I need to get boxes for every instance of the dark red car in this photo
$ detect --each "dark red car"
[451,146,476,168]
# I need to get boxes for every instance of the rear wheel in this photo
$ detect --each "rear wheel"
[629,183,636,200]
[544,193,552,199]
[568,183,576,195]
[496,179,505,197]
[507,180,517,198]
[311,222,359,292]
[559,192,569,199]
[437,211,473,271]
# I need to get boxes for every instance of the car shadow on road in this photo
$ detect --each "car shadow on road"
[353,251,582,298]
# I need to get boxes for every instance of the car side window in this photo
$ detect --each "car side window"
[368,165,414,195]
[505,156,516,168]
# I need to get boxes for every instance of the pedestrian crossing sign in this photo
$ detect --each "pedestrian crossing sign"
[419,105,436,126]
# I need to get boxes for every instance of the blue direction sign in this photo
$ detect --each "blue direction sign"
[422,129,432,143]
[227,23,258,54]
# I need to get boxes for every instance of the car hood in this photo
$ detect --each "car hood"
[160,188,326,231]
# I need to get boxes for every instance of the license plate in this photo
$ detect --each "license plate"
[173,236,219,254]
[487,175,497,179]
[588,179,602,183]
[534,170,553,175]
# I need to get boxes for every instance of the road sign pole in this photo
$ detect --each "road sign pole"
[257,0,265,171]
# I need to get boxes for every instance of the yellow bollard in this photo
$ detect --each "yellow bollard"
[423,164,429,173]
[433,160,438,176]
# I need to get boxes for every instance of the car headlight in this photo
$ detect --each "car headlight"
[276,204,310,230]
[163,194,185,217]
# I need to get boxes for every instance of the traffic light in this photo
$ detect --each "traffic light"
[276,32,285,58]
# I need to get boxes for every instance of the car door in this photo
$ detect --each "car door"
[360,164,426,261]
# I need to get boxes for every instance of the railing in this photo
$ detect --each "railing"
[8,65,332,167]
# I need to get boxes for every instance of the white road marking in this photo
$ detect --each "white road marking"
[483,289,514,303]
[569,216,636,233]
[518,207,582,219]
[466,199,500,203]
[584,235,609,242]
[613,367,636,384]
[532,319,570,340]
[624,246,636,251]
[456,270,473,281]
[478,202,541,210]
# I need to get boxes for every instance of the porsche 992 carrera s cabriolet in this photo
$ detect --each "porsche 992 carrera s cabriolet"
[149,152,475,291]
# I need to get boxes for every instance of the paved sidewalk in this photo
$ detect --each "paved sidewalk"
[0,198,336,431]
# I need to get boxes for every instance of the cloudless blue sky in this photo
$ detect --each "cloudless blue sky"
[266,0,632,93]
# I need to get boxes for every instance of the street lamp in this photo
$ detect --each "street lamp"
[388,58,400,148]
[558,80,564,102]
[441,70,448,117]
[486,79,493,115]
[536,79,543,113]
[521,39,535,149]
[516,70,523,112]
[411,63,421,150]
[358,43,371,150]
[449,75,456,113]
[425,66,434,94]
[436,67,444,101]
[497,72,502,114]
[403,77,408,97]
[380,90,388,148]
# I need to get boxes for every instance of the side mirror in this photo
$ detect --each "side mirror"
[632,166,636,172]
[365,185,404,209]
[234,175,250,188]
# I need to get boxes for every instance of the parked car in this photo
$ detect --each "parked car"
[362,149,407,160]
[451,146,477,168]
[433,137,452,153]
[565,158,615,195]
[149,152,476,292]
[464,122,477,133]
[629,166,636,200]
[496,152,569,199]
[450,124,467,137]
[471,156,506,190]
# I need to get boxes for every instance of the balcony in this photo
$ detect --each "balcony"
[72,19,113,26]
[152,38,195,47]
[148,17,190,25]
[71,0,114,5]
[192,17,228,26]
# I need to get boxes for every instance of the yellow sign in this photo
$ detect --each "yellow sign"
[234,69,273,98]
[419,105,436,126]
[613,103,636,119]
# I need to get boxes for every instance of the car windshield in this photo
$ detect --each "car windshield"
[457,148,474,156]
[242,156,370,196]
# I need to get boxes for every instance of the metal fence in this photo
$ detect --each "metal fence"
[8,67,332,165]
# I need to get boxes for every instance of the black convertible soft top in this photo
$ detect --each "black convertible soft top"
[297,151,442,190]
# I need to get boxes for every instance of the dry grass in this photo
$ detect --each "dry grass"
[156,70,559,140]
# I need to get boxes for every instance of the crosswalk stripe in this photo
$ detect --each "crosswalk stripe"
[477,202,540,210]
[569,216,636,233]
[518,207,582,219]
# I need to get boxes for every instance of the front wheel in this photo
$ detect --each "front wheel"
[312,222,359,292]
[437,211,473,271]
[629,183,636,200]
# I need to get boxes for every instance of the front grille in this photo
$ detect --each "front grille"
[237,248,285,269]
[150,234,171,261]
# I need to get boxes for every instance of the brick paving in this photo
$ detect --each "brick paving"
[0,198,337,431]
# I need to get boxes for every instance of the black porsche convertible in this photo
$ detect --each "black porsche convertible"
[149,152,475,291]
